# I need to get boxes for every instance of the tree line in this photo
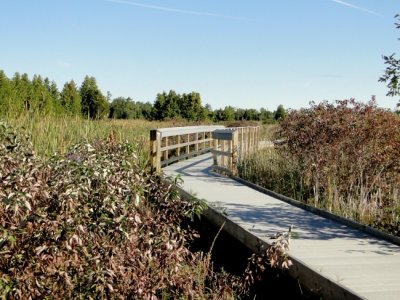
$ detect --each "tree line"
[0,70,285,122]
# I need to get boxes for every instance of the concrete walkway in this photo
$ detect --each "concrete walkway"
[163,153,400,300]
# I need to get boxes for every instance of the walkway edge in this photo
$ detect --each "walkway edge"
[232,175,400,247]
[173,182,364,300]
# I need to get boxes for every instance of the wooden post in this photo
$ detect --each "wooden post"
[176,135,181,156]
[213,137,218,170]
[246,127,250,158]
[186,134,190,155]
[195,132,199,153]
[221,140,226,168]
[163,137,169,163]
[150,129,161,173]
[232,130,239,176]
[228,138,233,173]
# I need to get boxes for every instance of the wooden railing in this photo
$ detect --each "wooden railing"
[150,126,225,172]
[212,126,260,175]
[150,125,260,174]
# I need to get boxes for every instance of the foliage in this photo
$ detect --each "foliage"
[60,81,81,115]
[274,104,286,121]
[379,14,400,113]
[80,76,109,119]
[109,97,142,119]
[152,90,207,121]
[0,68,283,123]
[274,99,400,230]
[0,122,228,298]
[238,148,306,202]
[0,120,294,298]
[240,99,400,235]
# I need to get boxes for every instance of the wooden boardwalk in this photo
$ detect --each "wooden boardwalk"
[163,153,400,300]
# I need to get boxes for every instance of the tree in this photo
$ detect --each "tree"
[222,106,235,121]
[138,102,153,120]
[379,14,400,114]
[109,97,140,119]
[244,108,260,121]
[152,90,181,120]
[61,80,81,115]
[80,76,109,119]
[31,75,53,113]
[0,70,11,115]
[274,104,286,121]
[260,108,275,124]
[179,92,205,121]
[204,103,215,121]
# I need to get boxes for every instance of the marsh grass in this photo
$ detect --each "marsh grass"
[3,113,191,160]
[239,100,400,235]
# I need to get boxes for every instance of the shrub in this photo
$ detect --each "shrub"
[0,121,234,299]
[275,99,400,228]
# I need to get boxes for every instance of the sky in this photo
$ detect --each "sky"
[1,0,399,111]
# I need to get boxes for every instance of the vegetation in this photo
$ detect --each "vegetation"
[380,14,400,114]
[239,99,400,235]
[0,119,294,298]
[0,69,284,123]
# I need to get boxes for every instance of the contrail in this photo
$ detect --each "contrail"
[105,0,261,22]
[331,0,382,17]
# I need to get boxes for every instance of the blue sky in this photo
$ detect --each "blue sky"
[1,0,399,110]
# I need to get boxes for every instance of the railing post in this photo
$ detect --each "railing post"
[195,132,199,153]
[228,137,233,173]
[213,137,218,169]
[150,129,161,173]
[163,137,169,163]
[186,134,190,155]
[231,130,239,176]
[176,135,181,156]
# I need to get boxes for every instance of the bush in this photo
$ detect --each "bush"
[275,99,400,228]
[0,121,235,299]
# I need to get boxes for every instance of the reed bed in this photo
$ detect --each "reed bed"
[239,100,400,235]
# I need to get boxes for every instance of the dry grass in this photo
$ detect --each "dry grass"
[239,100,400,235]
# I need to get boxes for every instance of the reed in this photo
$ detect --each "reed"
[239,100,400,235]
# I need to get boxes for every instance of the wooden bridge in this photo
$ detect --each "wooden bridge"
[150,125,400,300]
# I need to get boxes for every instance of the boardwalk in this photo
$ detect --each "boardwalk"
[164,153,400,300]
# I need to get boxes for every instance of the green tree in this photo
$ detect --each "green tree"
[235,108,245,120]
[274,104,286,121]
[222,106,235,121]
[138,101,153,120]
[31,74,55,113]
[80,76,109,119]
[61,80,81,115]
[244,108,260,121]
[179,92,205,121]
[379,14,400,114]
[109,97,140,119]
[0,70,11,115]
[204,103,215,121]
[152,90,181,120]
[259,107,275,124]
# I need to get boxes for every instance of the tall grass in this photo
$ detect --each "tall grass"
[239,100,400,235]
[3,113,191,164]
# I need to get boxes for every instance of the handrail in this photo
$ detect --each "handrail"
[150,125,260,174]
[212,126,260,175]
[150,125,225,172]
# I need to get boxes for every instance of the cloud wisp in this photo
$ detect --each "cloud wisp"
[56,60,71,69]
[330,0,382,17]
[105,0,261,22]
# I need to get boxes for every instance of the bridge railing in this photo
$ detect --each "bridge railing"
[212,126,260,175]
[150,125,225,172]
[150,125,260,174]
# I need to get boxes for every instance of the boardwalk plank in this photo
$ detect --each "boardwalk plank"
[164,153,400,300]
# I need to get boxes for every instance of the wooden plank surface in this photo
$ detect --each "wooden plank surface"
[163,153,400,300]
